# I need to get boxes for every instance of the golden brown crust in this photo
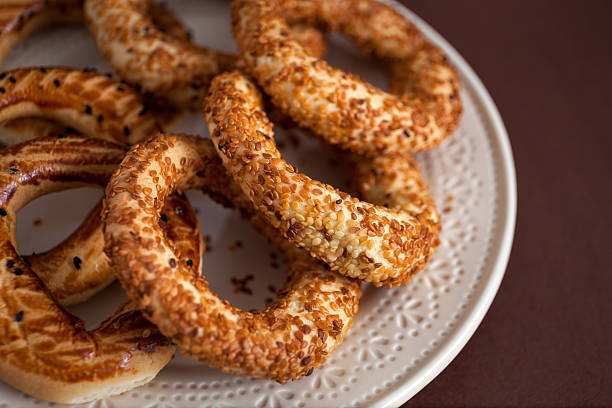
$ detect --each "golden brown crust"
[0,66,178,305]
[103,133,363,382]
[84,0,328,110]
[25,192,201,306]
[0,67,160,145]
[0,136,193,404]
[203,72,440,287]
[231,0,462,156]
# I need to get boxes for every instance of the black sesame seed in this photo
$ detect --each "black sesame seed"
[0,74,4,80]
[186,259,193,267]
[160,213,168,222]
[138,106,148,116]
[24,258,30,267]
[53,79,60,87]
[263,133,271,140]
[85,104,92,115]
[0,87,5,94]
[58,133,67,139]
[105,72,113,78]
[97,114,104,123]
[13,268,22,276]
[0,208,6,216]
[39,67,46,73]
[8,167,18,174]
[7,260,14,268]
[175,207,184,216]
[15,311,23,322]
[8,76,16,83]
[123,126,131,136]
[117,85,125,92]
[403,130,411,138]
[169,258,177,268]
[73,256,82,270]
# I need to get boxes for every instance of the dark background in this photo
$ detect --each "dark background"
[398,1,612,407]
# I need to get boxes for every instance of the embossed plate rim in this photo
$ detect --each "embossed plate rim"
[372,1,517,406]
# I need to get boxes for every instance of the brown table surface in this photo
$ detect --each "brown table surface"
[396,1,612,407]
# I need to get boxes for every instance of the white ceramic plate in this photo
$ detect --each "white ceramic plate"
[0,1,516,407]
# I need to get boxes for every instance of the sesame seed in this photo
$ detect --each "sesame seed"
[15,311,23,322]
[84,104,92,115]
[8,76,16,83]
[53,79,60,87]
[13,268,22,276]
[0,208,6,216]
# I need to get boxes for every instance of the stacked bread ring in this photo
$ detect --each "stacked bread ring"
[0,0,461,404]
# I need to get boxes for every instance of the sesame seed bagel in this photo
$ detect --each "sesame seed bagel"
[84,0,328,110]
[103,133,362,382]
[0,0,197,69]
[231,0,461,156]
[203,72,440,287]
[25,192,202,306]
[0,66,185,305]
[0,136,191,404]
[0,121,201,306]
[0,67,160,145]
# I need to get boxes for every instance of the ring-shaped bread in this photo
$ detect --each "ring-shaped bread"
[103,132,363,382]
[84,0,328,109]
[0,136,200,404]
[25,192,202,306]
[0,67,174,303]
[232,0,462,156]
[0,67,160,145]
[203,71,440,287]
[0,0,194,68]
